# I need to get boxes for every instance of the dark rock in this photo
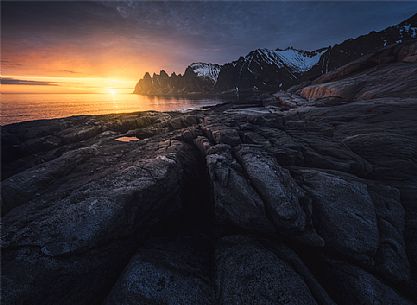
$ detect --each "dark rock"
[320,259,414,305]
[1,135,201,305]
[297,169,379,261]
[2,32,417,304]
[343,132,417,180]
[368,183,410,282]
[104,237,213,305]
[206,144,275,234]
[235,145,307,233]
[215,235,320,305]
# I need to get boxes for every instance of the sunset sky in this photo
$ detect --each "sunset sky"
[1,1,417,93]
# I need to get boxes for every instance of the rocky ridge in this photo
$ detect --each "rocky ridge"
[134,13,417,97]
[133,63,221,96]
[2,42,417,305]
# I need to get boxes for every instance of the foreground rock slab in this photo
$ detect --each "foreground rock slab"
[2,42,417,304]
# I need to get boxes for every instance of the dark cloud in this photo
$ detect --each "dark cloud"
[1,60,22,67]
[2,1,417,74]
[0,77,58,86]
[98,1,417,62]
[56,70,82,74]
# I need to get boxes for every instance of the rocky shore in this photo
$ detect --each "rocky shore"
[2,42,417,304]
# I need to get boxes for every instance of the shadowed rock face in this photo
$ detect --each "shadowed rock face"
[215,236,319,305]
[104,237,213,305]
[2,43,417,304]
[298,42,417,101]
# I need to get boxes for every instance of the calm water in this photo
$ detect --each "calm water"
[0,93,223,125]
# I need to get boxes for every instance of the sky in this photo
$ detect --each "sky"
[1,1,417,93]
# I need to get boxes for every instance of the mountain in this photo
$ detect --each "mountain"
[133,13,417,96]
[303,12,417,81]
[189,63,221,82]
[133,63,221,96]
[213,47,329,95]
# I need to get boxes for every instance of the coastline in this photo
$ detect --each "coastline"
[2,41,417,305]
[0,93,225,126]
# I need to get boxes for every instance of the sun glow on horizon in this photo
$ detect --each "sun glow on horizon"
[106,88,117,96]
[0,75,136,94]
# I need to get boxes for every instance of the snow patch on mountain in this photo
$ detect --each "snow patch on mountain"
[245,47,328,73]
[190,63,221,82]
[274,47,328,72]
[399,24,417,39]
[251,49,284,67]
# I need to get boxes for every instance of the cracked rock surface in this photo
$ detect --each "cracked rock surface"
[2,42,417,304]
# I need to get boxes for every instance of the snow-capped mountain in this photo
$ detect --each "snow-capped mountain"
[189,63,221,82]
[304,12,417,79]
[273,47,328,72]
[134,13,417,96]
[213,47,330,94]
[242,48,327,73]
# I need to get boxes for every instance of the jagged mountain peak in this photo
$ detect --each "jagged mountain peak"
[134,13,417,96]
[188,62,221,82]
[244,47,328,73]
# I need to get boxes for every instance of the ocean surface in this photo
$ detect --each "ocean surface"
[0,93,223,125]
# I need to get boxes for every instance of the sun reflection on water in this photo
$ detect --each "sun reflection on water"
[0,93,223,125]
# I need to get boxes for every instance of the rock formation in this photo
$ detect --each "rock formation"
[133,63,221,96]
[2,41,417,304]
[134,13,417,97]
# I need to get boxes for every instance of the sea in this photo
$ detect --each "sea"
[0,93,223,125]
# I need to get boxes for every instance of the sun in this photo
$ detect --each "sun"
[106,88,117,96]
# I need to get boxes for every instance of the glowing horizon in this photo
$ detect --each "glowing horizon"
[2,2,416,95]
[0,75,136,94]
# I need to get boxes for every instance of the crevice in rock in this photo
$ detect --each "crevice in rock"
[96,141,217,304]
[147,143,215,240]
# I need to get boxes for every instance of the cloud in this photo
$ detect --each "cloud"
[56,70,82,74]
[1,60,22,67]
[2,1,417,77]
[0,77,58,86]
